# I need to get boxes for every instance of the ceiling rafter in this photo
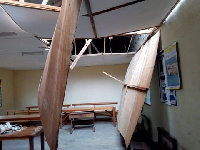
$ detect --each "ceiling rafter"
[84,0,97,38]
[83,0,145,17]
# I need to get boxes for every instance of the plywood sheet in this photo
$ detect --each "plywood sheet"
[118,31,160,147]
[37,0,82,149]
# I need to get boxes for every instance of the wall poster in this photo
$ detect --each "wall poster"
[158,51,177,106]
[164,43,181,89]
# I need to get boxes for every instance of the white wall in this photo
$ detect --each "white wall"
[0,69,15,115]
[143,0,200,149]
[64,64,128,109]
[13,64,128,110]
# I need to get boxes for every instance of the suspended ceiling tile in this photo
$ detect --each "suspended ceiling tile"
[1,4,59,38]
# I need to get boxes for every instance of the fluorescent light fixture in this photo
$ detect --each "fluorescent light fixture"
[22,51,44,56]
[0,32,17,37]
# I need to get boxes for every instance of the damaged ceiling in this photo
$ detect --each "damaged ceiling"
[0,0,179,70]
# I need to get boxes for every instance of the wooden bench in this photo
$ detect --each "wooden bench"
[69,111,95,134]
[62,105,117,127]
[25,105,71,129]
[71,102,118,122]
[0,126,44,150]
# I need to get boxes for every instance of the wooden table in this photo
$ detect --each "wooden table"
[62,106,116,127]
[0,126,44,150]
[0,115,40,122]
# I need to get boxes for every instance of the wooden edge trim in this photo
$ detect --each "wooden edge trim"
[72,102,118,106]
[0,0,61,12]
[126,85,148,91]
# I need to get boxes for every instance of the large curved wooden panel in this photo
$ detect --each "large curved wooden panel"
[118,31,160,147]
[38,0,82,149]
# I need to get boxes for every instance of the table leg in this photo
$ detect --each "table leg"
[0,140,2,150]
[29,136,34,150]
[40,132,45,150]
[112,107,116,127]
[60,117,62,129]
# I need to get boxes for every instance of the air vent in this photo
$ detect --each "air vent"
[0,32,17,37]
[22,51,44,56]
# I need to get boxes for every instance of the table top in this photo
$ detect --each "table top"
[72,102,118,106]
[0,114,40,122]
[0,126,43,140]
[62,106,115,112]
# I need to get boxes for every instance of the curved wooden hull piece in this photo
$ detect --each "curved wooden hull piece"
[118,31,160,148]
[38,0,82,149]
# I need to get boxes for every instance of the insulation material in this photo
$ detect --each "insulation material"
[118,31,160,147]
[37,0,82,149]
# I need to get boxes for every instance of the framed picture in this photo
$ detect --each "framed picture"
[164,43,181,90]
[157,51,177,106]
[145,89,151,105]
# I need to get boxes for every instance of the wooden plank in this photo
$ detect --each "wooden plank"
[70,39,92,70]
[72,102,118,106]
[37,0,82,149]
[0,0,61,12]
[0,114,40,122]
[63,106,114,112]
[118,31,160,147]
[84,0,97,38]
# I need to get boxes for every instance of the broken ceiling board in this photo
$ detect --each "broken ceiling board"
[0,0,60,12]
[1,4,59,38]
[0,53,47,70]
[92,0,176,38]
[37,0,82,149]
[118,31,160,147]
[0,6,23,33]
[71,52,135,67]
[1,0,178,38]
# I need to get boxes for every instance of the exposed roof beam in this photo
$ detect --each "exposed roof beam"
[84,0,97,38]
[70,39,92,69]
[53,0,61,7]
[83,0,145,16]
[0,0,60,12]
[41,0,49,5]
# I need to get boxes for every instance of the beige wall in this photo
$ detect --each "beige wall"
[0,69,15,115]
[143,0,200,150]
[14,70,42,109]
[14,64,128,110]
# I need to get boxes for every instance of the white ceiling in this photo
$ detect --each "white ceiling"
[0,0,178,70]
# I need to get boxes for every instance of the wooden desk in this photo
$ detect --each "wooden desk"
[0,126,44,150]
[62,106,116,127]
[70,112,95,134]
[0,115,40,122]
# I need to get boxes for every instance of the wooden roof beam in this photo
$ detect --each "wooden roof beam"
[84,0,98,38]
[83,0,145,16]
[0,0,61,12]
